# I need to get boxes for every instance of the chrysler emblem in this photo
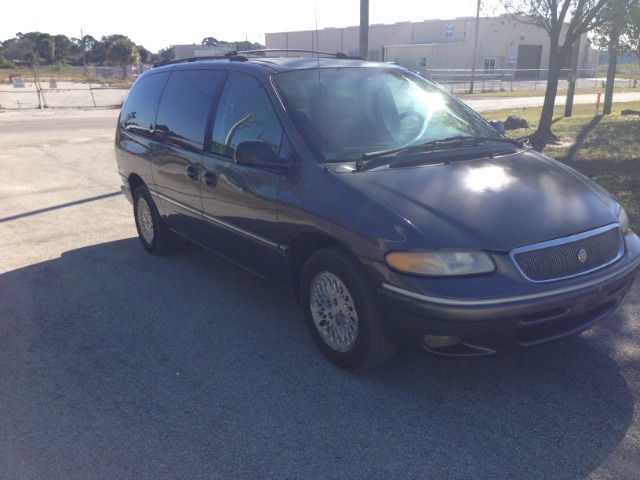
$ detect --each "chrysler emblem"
[578,248,588,263]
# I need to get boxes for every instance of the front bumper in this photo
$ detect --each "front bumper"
[378,242,640,357]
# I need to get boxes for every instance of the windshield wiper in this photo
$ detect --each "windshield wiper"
[355,136,523,171]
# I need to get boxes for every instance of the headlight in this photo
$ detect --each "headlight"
[618,206,629,233]
[385,250,495,276]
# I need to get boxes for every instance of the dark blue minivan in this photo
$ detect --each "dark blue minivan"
[114,52,640,371]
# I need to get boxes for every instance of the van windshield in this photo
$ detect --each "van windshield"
[274,67,499,163]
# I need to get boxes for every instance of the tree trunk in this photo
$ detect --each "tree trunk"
[603,31,620,115]
[531,60,563,147]
[564,36,581,117]
[603,47,617,115]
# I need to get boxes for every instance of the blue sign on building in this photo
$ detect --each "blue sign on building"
[444,24,454,37]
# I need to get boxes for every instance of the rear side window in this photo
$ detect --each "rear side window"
[119,71,169,137]
[211,72,283,158]
[155,69,226,152]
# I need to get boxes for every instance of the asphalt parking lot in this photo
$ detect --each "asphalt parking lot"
[1,108,640,479]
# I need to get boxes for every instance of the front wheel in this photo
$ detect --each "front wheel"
[300,247,396,371]
[133,185,178,254]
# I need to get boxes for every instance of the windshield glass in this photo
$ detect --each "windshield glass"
[274,66,499,163]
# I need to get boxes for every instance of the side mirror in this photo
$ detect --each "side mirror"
[235,140,291,171]
[489,120,506,135]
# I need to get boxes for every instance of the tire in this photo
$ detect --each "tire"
[300,246,396,371]
[133,185,178,254]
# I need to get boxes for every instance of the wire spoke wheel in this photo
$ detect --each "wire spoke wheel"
[136,196,155,245]
[301,246,396,371]
[133,185,178,255]
[310,272,358,352]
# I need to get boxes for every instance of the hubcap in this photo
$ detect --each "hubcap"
[137,197,154,245]
[309,272,358,352]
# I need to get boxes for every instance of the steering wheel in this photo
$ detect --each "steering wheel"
[387,110,428,144]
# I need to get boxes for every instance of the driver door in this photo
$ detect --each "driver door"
[199,71,289,286]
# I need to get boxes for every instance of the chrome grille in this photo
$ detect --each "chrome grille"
[511,225,624,282]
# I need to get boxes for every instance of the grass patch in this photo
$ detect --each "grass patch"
[483,102,640,231]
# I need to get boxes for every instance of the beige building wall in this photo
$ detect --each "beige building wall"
[265,16,592,78]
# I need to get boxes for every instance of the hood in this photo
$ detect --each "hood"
[339,150,619,251]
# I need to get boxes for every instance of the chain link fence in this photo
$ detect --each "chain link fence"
[0,65,144,110]
[1,65,638,110]
[426,67,640,94]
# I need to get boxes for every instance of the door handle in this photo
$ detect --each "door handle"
[185,164,199,181]
[203,170,217,187]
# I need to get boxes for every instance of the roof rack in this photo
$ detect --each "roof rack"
[153,51,247,68]
[154,49,365,68]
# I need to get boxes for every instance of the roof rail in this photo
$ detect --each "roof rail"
[153,49,364,68]
[153,51,246,68]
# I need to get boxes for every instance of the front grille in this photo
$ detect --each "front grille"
[511,225,623,282]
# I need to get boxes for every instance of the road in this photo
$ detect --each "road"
[1,109,639,479]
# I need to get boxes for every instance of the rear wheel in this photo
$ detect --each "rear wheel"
[133,185,178,254]
[300,247,396,371]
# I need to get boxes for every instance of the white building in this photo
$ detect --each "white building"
[174,44,235,60]
[266,15,595,80]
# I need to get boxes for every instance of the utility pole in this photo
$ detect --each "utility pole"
[359,0,369,60]
[81,29,88,77]
[469,0,481,93]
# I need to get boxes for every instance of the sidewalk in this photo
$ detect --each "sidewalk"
[464,91,640,112]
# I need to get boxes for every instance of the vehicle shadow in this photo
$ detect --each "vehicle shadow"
[0,238,636,479]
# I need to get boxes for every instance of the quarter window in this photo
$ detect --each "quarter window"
[119,71,169,137]
[211,73,283,158]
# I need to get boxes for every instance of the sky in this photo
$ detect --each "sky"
[1,0,504,53]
